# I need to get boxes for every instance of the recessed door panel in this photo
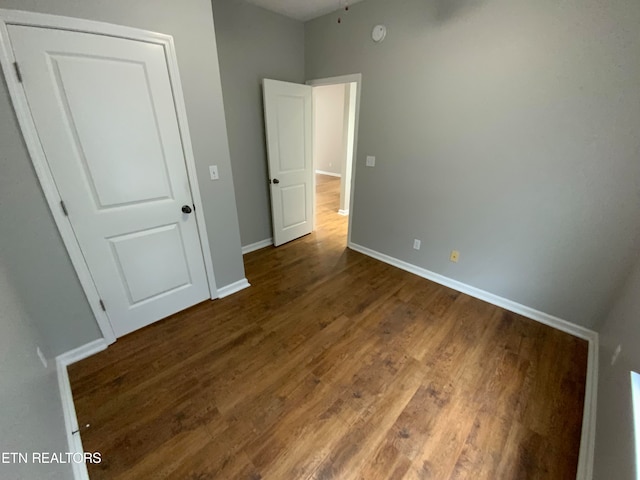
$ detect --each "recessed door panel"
[276,95,306,173]
[51,55,173,209]
[109,224,191,305]
[50,54,171,208]
[280,184,307,229]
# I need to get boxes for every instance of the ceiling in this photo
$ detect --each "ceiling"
[244,0,366,22]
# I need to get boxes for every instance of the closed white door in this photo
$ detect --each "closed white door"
[8,25,210,338]
[263,79,313,246]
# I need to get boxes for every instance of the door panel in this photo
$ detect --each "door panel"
[8,25,210,337]
[51,54,173,207]
[276,96,306,172]
[280,184,307,228]
[108,224,191,305]
[263,79,313,246]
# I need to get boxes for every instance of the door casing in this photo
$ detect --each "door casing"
[0,9,219,345]
[306,74,362,247]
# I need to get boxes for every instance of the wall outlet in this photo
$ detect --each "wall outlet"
[37,347,48,369]
[413,239,421,250]
[611,344,622,365]
[209,165,219,180]
[450,250,460,262]
[366,155,376,167]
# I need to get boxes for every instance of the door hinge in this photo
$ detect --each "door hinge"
[99,299,106,312]
[60,200,68,216]
[13,62,22,83]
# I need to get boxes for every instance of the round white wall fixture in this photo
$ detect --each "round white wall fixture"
[372,24,387,43]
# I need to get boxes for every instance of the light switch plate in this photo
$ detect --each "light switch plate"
[209,165,219,180]
[366,156,375,167]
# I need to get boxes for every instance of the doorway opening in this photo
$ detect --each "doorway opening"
[309,76,359,247]
[262,74,360,248]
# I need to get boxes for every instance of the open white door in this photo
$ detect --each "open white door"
[6,25,211,338]
[263,79,313,247]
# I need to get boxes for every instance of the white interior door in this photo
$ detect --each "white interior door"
[263,79,313,246]
[8,25,210,338]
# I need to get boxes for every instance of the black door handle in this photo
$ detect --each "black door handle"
[181,205,192,214]
[272,178,280,184]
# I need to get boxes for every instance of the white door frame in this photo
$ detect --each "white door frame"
[306,74,362,245]
[0,9,219,345]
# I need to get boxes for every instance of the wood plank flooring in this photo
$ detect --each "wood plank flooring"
[69,174,588,479]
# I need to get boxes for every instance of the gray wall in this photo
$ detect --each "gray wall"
[212,0,304,247]
[0,0,246,355]
[305,0,640,328]
[0,262,71,479]
[593,254,640,480]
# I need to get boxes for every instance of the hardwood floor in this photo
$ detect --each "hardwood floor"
[69,174,588,479]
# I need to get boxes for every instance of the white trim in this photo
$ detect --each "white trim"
[56,363,89,480]
[242,238,273,255]
[57,338,108,367]
[307,74,362,247]
[307,74,362,88]
[0,10,218,344]
[315,169,341,178]
[348,241,598,480]
[56,339,107,480]
[216,278,251,298]
[338,209,349,216]
[631,371,640,479]
[577,335,598,480]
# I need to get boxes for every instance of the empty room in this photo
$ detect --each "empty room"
[1,0,639,479]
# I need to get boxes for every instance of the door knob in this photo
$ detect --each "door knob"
[181,205,192,214]
[273,178,280,184]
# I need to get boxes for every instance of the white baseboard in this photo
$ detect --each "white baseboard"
[56,338,108,480]
[242,238,273,255]
[315,169,341,178]
[57,338,108,367]
[348,242,595,340]
[216,278,251,298]
[338,209,349,216]
[347,241,598,479]
[577,336,598,480]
